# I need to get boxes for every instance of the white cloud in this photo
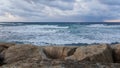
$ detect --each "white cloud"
[0,12,24,22]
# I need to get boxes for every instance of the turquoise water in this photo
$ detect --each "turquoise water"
[0,22,120,45]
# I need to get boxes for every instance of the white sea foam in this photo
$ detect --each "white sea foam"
[0,23,120,45]
[21,25,69,29]
[86,24,120,28]
[0,25,68,33]
[7,31,120,46]
[86,24,106,28]
[32,25,69,29]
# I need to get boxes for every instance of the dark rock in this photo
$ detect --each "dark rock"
[43,46,77,59]
[112,44,120,63]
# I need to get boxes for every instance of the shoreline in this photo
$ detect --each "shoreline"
[0,41,120,46]
[0,42,120,68]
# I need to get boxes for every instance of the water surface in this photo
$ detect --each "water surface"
[0,22,120,46]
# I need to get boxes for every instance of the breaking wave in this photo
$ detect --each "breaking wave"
[0,23,120,46]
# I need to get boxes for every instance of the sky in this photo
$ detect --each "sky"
[0,0,120,22]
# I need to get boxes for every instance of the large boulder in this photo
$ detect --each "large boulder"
[3,44,42,64]
[112,44,120,63]
[0,43,15,65]
[0,43,15,53]
[65,44,113,63]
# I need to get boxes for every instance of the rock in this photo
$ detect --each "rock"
[1,60,120,68]
[3,44,42,64]
[65,44,113,63]
[0,43,119,68]
[63,61,120,68]
[0,43,15,53]
[112,44,120,63]
[1,62,42,68]
[1,60,64,68]
[43,46,77,59]
[0,43,15,65]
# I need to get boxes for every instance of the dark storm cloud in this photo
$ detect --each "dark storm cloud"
[0,0,120,22]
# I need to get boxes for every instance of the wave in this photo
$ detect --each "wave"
[21,25,69,29]
[8,39,120,46]
[0,23,6,24]
[1,23,120,46]
[0,25,68,33]
[0,24,69,29]
[2,26,120,46]
[6,34,120,46]
[34,25,69,29]
[0,23,15,25]
[86,24,106,28]
[86,24,120,28]
[4,29,58,33]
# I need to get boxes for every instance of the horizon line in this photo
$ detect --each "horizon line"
[0,22,120,24]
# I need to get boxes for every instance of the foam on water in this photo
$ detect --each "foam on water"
[0,23,120,45]
[0,25,68,33]
[86,24,106,28]
[87,24,120,28]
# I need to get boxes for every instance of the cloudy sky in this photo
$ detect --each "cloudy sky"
[0,0,120,22]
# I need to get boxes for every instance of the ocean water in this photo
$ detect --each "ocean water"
[0,22,120,46]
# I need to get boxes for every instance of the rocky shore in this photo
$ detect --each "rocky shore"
[0,43,120,68]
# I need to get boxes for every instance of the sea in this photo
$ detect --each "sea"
[0,22,120,46]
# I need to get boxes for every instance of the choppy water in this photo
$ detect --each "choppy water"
[0,22,120,45]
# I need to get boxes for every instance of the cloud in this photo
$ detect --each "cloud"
[0,0,120,22]
[104,19,120,22]
[0,12,24,22]
[99,0,120,5]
